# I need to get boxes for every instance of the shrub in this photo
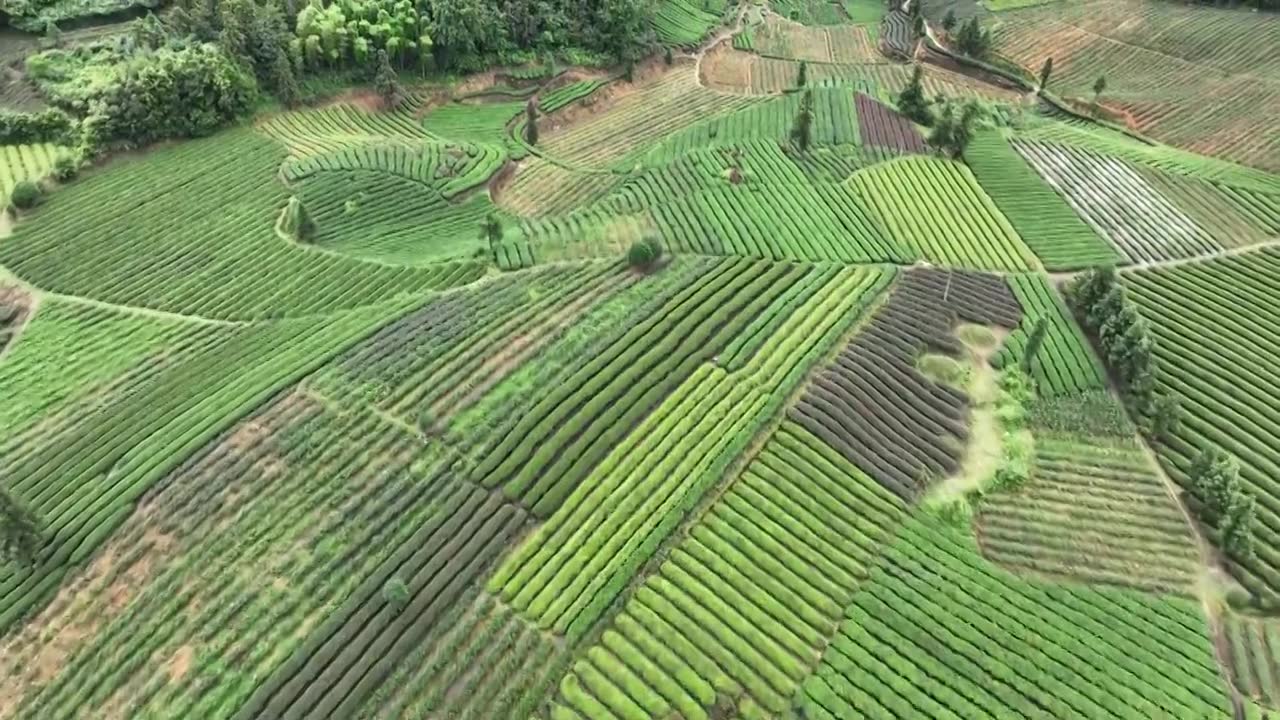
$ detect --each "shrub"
[0,109,74,145]
[927,497,973,528]
[382,576,410,611]
[280,196,315,241]
[42,43,258,149]
[627,236,663,269]
[52,155,78,181]
[9,181,42,211]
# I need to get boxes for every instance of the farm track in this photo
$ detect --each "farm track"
[0,265,244,327]
[1136,413,1245,719]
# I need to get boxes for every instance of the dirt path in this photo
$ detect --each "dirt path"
[1040,238,1280,288]
[1133,433,1246,719]
[1118,238,1280,274]
[693,4,752,81]
[925,326,1009,504]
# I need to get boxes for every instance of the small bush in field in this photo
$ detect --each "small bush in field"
[627,236,663,269]
[9,180,42,210]
[382,576,409,611]
[53,156,78,181]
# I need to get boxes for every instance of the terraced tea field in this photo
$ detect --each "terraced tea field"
[2,0,1280,717]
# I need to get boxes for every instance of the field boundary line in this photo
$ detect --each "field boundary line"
[562,268,898,652]
[43,289,245,327]
[1117,238,1280,274]
[1133,433,1246,720]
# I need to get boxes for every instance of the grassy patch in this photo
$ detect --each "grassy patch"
[957,322,998,351]
[844,0,885,23]
[917,352,970,387]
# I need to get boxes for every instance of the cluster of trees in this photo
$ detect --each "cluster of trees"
[1190,447,1255,561]
[170,0,651,76]
[23,18,259,149]
[0,108,74,144]
[952,16,991,58]
[896,65,987,158]
[1067,267,1179,437]
[82,43,259,146]
[15,0,656,151]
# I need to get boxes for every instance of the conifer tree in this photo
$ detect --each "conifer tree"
[374,49,403,108]
[1021,316,1048,374]
[524,98,539,145]
[897,64,932,125]
[1038,57,1053,94]
[272,50,301,108]
[791,89,814,152]
[0,486,41,567]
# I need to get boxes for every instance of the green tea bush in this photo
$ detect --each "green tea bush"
[8,181,43,211]
[52,155,78,181]
[627,236,663,269]
[382,576,410,612]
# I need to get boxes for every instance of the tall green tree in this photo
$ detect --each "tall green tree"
[1222,491,1256,560]
[1021,316,1048,374]
[954,17,991,57]
[1150,393,1180,440]
[43,19,61,48]
[1038,57,1053,94]
[791,89,814,152]
[1093,74,1108,101]
[524,98,539,145]
[373,49,403,108]
[271,50,301,107]
[1191,447,1240,524]
[942,9,956,32]
[796,60,807,88]
[0,486,41,567]
[897,64,932,125]
[281,196,315,241]
[926,99,982,158]
[480,212,503,252]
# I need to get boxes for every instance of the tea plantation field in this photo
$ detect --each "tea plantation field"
[1,0,1279,718]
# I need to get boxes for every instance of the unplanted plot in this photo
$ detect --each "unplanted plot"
[790,269,1021,501]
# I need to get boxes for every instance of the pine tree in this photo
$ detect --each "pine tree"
[791,89,814,152]
[1093,74,1107,101]
[44,19,61,48]
[1150,393,1181,440]
[480,212,503,252]
[374,49,403,109]
[1038,57,1053,94]
[272,50,301,108]
[0,486,41,566]
[942,9,956,32]
[955,17,991,57]
[926,99,983,158]
[797,60,808,88]
[524,98,539,145]
[1021,316,1048,374]
[897,64,932,125]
